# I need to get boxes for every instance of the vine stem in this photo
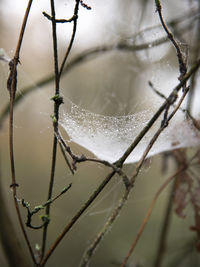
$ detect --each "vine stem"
[8,0,36,264]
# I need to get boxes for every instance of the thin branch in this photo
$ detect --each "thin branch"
[155,0,187,79]
[7,0,36,264]
[42,11,77,23]
[40,170,116,267]
[59,0,82,79]
[80,0,91,10]
[58,140,75,174]
[22,183,72,230]
[40,0,60,260]
[148,81,187,115]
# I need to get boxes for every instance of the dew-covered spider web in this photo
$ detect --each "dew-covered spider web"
[59,95,200,164]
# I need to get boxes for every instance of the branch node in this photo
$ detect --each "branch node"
[51,94,64,106]
[10,183,19,188]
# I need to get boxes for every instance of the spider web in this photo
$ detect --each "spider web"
[59,96,200,164]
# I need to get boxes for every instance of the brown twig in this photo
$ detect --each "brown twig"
[155,0,187,80]
[59,0,82,79]
[7,0,36,264]
[40,0,61,260]
[42,11,77,23]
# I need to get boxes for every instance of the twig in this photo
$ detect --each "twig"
[42,11,77,23]
[40,0,60,260]
[39,170,116,267]
[58,140,75,174]
[148,81,168,100]
[80,0,91,10]
[59,0,81,79]
[148,81,187,115]
[22,184,72,230]
[7,0,36,264]
[155,0,187,79]
[154,0,189,132]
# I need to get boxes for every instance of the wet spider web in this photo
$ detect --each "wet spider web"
[59,95,200,164]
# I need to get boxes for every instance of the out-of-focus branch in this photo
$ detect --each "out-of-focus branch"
[0,11,195,128]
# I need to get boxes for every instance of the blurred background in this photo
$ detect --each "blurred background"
[0,0,200,266]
